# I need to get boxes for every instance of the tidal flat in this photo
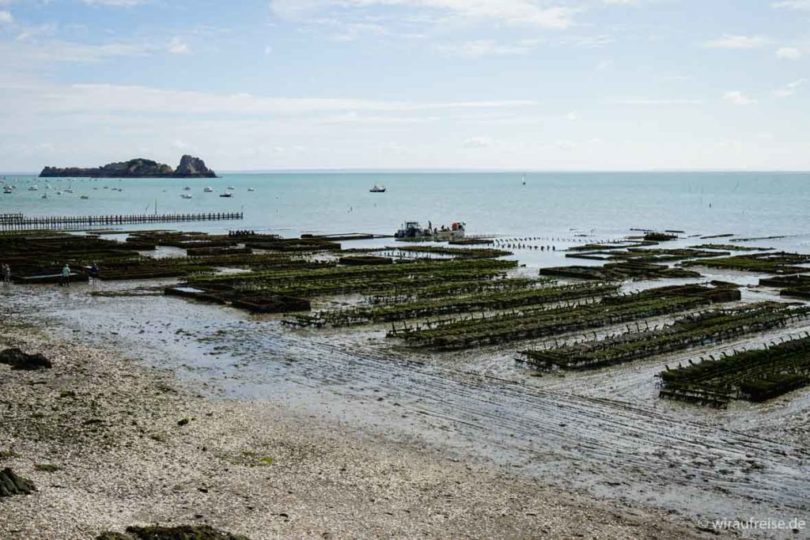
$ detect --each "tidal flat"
[1,227,809,539]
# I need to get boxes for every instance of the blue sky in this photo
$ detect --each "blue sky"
[0,0,809,171]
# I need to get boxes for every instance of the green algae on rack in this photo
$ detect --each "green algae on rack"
[520,302,810,371]
[659,334,810,407]
[391,284,738,351]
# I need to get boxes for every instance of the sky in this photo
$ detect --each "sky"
[0,0,809,172]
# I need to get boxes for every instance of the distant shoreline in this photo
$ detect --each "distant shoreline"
[5,169,810,176]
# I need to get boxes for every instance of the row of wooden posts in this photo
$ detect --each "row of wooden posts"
[0,212,244,230]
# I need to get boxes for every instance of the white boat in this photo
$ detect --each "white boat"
[522,174,526,186]
[370,184,386,193]
[434,222,466,241]
[64,188,73,194]
[204,187,214,193]
[181,194,193,199]
[247,187,255,192]
[28,185,38,191]
[227,186,235,190]
[3,186,13,194]
[219,192,233,198]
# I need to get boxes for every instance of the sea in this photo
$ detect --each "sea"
[2,171,810,264]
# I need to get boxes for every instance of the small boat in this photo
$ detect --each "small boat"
[181,194,193,199]
[3,186,13,194]
[56,191,63,195]
[80,195,89,200]
[522,174,526,186]
[28,185,38,191]
[370,184,386,193]
[434,222,466,241]
[64,188,74,194]
[227,186,235,191]
[184,186,191,191]
[41,193,47,199]
[219,192,233,198]
[204,187,214,193]
[247,187,255,192]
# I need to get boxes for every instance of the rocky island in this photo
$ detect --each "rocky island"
[39,154,217,178]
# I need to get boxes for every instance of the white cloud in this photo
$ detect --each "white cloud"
[463,136,493,148]
[0,10,12,24]
[603,0,639,4]
[774,78,806,97]
[609,98,703,106]
[704,35,768,49]
[271,0,576,29]
[723,90,756,105]
[0,40,154,64]
[554,139,575,150]
[17,82,538,117]
[82,0,150,6]
[595,59,612,71]
[776,46,801,59]
[772,0,810,9]
[438,39,530,58]
[167,37,190,55]
[330,21,388,42]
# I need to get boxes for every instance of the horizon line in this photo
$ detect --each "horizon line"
[4,168,810,176]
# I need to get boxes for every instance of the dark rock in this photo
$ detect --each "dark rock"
[174,155,216,178]
[40,155,216,178]
[95,525,251,540]
[41,158,173,178]
[0,348,52,370]
[0,468,36,497]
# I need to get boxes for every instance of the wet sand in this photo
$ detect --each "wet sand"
[0,312,715,539]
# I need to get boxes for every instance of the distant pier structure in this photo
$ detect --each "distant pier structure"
[0,211,243,231]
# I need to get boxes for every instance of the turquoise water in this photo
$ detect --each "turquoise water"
[2,171,810,244]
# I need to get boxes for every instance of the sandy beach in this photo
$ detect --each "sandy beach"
[0,302,720,540]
